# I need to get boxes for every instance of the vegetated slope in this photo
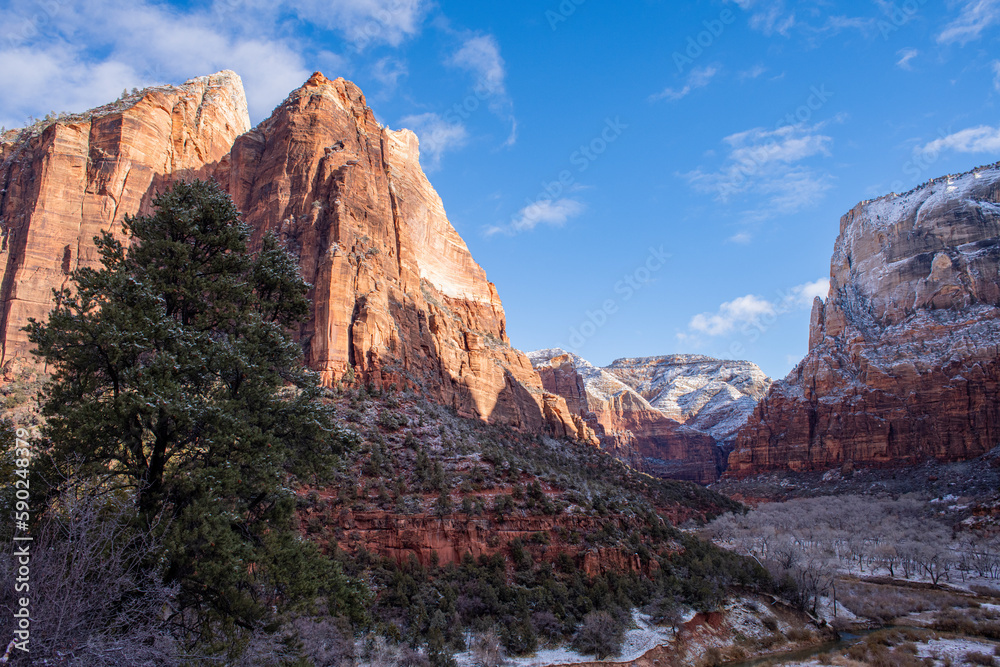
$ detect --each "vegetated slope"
[730,162,1000,477]
[296,381,774,656]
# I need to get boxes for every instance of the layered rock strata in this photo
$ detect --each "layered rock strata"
[0,71,250,370]
[530,349,726,483]
[0,71,592,439]
[606,355,770,444]
[728,164,1000,476]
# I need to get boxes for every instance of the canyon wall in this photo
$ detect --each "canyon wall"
[0,71,250,373]
[529,349,739,483]
[728,164,1000,476]
[0,71,592,439]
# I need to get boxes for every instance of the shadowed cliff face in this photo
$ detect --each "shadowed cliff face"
[0,71,251,371]
[0,71,592,439]
[728,163,1000,477]
[529,349,729,484]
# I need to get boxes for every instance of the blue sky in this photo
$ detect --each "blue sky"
[2,0,999,378]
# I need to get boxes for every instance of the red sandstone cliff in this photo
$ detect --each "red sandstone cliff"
[728,163,1000,477]
[0,71,250,373]
[0,71,591,439]
[529,349,725,483]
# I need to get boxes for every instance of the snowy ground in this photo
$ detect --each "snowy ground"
[453,610,675,667]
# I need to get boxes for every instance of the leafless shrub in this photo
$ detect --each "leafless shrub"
[838,580,965,623]
[0,489,179,666]
[470,629,506,667]
[965,651,997,666]
[362,636,430,667]
[571,610,624,659]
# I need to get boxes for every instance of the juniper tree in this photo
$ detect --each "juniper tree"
[27,179,363,643]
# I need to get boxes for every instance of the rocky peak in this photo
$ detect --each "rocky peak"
[529,349,729,483]
[0,71,251,370]
[728,162,1000,477]
[604,355,771,444]
[0,70,593,440]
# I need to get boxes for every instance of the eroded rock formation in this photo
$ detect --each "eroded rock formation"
[606,355,770,445]
[728,163,1000,476]
[529,349,728,483]
[0,71,250,371]
[0,70,592,439]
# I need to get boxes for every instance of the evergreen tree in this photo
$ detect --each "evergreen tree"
[27,179,363,643]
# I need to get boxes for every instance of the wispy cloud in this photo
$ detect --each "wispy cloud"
[650,65,719,102]
[399,112,469,170]
[920,124,1000,154]
[446,33,517,145]
[485,198,586,236]
[682,122,834,221]
[370,57,408,89]
[993,60,1000,91]
[679,277,829,340]
[288,0,429,47]
[738,65,767,81]
[937,0,1000,45]
[896,48,918,70]
[730,0,796,36]
[0,0,313,126]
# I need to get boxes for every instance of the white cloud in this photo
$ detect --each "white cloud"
[448,34,506,97]
[993,60,1000,92]
[789,277,830,305]
[0,0,314,126]
[486,198,585,236]
[682,122,833,219]
[938,0,1000,44]
[399,112,468,170]
[681,277,828,339]
[445,33,516,145]
[738,65,767,81]
[896,48,918,70]
[730,0,797,36]
[690,294,776,336]
[728,232,753,244]
[287,0,428,47]
[650,66,719,102]
[920,125,1000,154]
[370,57,408,89]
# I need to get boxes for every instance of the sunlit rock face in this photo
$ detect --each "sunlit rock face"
[0,71,250,371]
[729,163,1000,477]
[0,70,593,438]
[528,349,760,483]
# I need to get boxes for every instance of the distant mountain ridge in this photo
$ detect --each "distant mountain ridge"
[529,349,770,482]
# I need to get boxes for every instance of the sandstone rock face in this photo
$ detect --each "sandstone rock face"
[216,73,592,437]
[0,70,589,439]
[729,163,1000,477]
[529,349,725,483]
[0,71,250,370]
[605,355,771,444]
